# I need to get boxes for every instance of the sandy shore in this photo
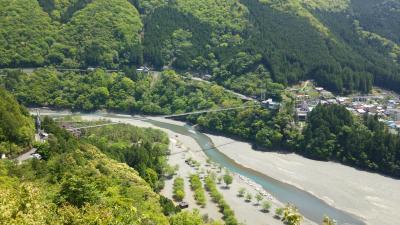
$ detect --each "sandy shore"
[206,134,400,225]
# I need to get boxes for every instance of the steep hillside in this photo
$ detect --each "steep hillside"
[0,88,34,156]
[55,0,143,68]
[37,0,93,22]
[0,0,55,67]
[0,91,226,224]
[1,0,400,94]
[0,139,169,224]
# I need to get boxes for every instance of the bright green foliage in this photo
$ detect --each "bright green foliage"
[2,0,400,95]
[255,193,263,204]
[173,177,185,201]
[58,0,143,68]
[189,174,206,207]
[300,104,400,177]
[191,104,297,150]
[170,210,204,225]
[245,192,252,202]
[0,88,34,156]
[223,173,233,188]
[275,207,284,218]
[323,215,337,225]
[260,0,349,12]
[282,204,303,225]
[174,0,248,31]
[0,121,169,224]
[5,68,241,114]
[261,201,271,212]
[38,0,92,21]
[204,176,238,225]
[83,123,169,191]
[159,195,181,216]
[238,187,246,197]
[0,0,55,67]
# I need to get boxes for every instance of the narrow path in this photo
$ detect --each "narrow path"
[16,148,37,163]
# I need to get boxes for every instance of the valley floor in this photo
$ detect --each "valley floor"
[77,114,311,225]
[207,134,400,225]
[41,109,397,225]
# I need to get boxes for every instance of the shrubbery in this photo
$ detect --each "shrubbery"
[173,177,185,202]
[204,176,238,225]
[189,174,206,207]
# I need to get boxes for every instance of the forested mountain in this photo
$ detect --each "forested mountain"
[0,0,399,94]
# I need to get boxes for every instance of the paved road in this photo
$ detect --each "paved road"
[16,148,37,163]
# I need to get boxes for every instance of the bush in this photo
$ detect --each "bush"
[261,201,271,213]
[189,174,206,207]
[159,195,181,216]
[237,187,246,197]
[173,177,185,201]
[204,176,238,225]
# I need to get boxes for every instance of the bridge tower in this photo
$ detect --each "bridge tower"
[260,83,267,101]
[35,109,41,133]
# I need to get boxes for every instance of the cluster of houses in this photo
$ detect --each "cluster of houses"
[294,86,400,131]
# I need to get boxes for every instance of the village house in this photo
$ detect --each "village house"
[386,108,400,121]
[136,66,150,73]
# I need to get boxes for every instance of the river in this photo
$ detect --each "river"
[37,110,365,225]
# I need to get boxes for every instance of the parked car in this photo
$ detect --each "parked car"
[178,201,189,209]
[31,153,42,160]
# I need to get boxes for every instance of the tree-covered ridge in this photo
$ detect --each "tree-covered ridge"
[129,0,167,15]
[3,68,242,114]
[0,0,55,67]
[1,0,400,94]
[37,0,93,22]
[353,20,400,63]
[260,0,349,12]
[350,0,400,45]
[299,104,400,177]
[173,0,248,32]
[56,0,143,68]
[258,0,336,36]
[0,88,34,156]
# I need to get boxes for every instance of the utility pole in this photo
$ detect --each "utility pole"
[35,109,41,134]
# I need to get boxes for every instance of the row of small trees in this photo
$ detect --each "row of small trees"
[237,187,304,225]
[189,174,206,207]
[204,175,238,225]
[173,177,185,201]
[237,188,271,212]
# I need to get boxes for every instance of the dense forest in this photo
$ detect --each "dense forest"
[0,0,399,94]
[2,68,242,114]
[299,104,400,177]
[0,88,34,156]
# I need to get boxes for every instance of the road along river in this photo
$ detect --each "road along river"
[36,110,365,225]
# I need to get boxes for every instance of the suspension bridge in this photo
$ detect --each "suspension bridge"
[54,104,257,131]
